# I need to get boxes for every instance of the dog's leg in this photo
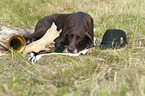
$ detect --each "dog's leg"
[23,15,55,41]
[54,37,66,52]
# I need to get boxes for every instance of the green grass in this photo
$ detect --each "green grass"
[0,0,145,96]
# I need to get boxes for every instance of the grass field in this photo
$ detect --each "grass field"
[0,0,145,96]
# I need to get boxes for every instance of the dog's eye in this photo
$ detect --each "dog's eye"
[76,36,82,41]
[69,35,73,39]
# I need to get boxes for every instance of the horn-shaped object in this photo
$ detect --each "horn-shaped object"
[23,23,61,54]
[0,35,26,53]
[8,35,26,52]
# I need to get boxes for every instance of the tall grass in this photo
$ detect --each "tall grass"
[0,0,145,96]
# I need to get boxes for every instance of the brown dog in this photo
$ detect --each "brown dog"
[24,12,94,53]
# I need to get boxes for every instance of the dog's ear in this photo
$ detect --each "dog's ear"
[85,33,92,43]
[63,31,70,44]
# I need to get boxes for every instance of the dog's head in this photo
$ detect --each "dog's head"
[64,29,93,53]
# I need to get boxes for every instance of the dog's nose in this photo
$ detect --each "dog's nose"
[68,47,74,52]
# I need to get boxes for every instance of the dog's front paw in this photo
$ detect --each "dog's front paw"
[55,47,64,52]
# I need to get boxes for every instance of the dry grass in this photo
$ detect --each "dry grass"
[0,0,145,96]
